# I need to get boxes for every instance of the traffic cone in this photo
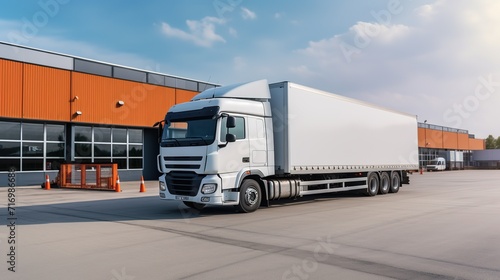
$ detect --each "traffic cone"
[44,174,51,190]
[420,167,423,175]
[115,175,122,192]
[139,176,146,193]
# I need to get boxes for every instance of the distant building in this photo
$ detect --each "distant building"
[472,149,500,169]
[417,123,485,169]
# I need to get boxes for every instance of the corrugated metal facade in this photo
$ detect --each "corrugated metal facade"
[71,73,177,126]
[0,59,23,118]
[0,59,196,127]
[23,64,71,121]
[418,126,485,150]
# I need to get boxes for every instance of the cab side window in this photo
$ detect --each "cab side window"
[220,117,245,141]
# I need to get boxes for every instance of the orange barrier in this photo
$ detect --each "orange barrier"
[59,163,118,191]
[139,176,146,192]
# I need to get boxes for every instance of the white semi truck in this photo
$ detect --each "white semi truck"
[156,80,419,212]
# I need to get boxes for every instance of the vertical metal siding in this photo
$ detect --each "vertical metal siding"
[442,131,458,149]
[175,88,198,104]
[0,59,23,118]
[71,73,175,126]
[457,133,469,150]
[23,64,71,121]
[468,138,485,150]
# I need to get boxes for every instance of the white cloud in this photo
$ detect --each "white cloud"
[241,7,256,20]
[285,0,500,137]
[274,13,282,19]
[229,27,238,38]
[161,17,226,47]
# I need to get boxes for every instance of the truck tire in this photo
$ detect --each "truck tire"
[237,179,262,213]
[364,172,379,196]
[389,172,400,193]
[183,201,205,211]
[378,172,390,194]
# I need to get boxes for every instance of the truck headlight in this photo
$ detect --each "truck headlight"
[201,183,217,194]
[159,181,166,191]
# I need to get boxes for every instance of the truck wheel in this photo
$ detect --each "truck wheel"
[389,172,401,193]
[364,172,379,196]
[183,201,205,211]
[379,172,390,194]
[237,179,262,213]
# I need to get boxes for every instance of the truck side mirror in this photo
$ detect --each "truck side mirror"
[226,116,236,128]
[153,121,164,143]
[226,133,236,143]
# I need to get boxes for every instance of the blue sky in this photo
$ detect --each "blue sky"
[1,0,499,138]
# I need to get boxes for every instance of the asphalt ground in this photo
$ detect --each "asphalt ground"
[0,170,499,280]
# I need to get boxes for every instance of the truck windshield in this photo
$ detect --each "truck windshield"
[161,106,219,147]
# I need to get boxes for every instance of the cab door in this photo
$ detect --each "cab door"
[217,116,250,189]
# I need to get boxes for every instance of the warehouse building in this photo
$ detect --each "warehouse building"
[417,122,485,169]
[0,41,217,185]
[0,42,486,186]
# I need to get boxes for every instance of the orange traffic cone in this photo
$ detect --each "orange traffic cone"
[115,175,122,192]
[44,174,51,190]
[139,176,146,193]
[420,167,423,175]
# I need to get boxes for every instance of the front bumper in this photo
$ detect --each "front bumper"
[159,174,225,205]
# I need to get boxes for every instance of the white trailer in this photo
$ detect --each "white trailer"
[157,80,419,212]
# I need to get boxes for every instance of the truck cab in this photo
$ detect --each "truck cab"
[426,157,446,171]
[157,80,275,212]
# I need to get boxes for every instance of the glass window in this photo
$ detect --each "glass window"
[47,143,65,157]
[22,142,44,157]
[45,159,64,171]
[75,126,92,142]
[129,158,143,169]
[75,143,91,157]
[22,159,43,171]
[47,124,65,141]
[129,129,143,143]
[0,142,20,157]
[113,158,127,169]
[94,144,111,157]
[0,121,20,140]
[129,145,143,157]
[23,123,44,140]
[113,128,127,143]
[94,127,111,142]
[113,144,127,157]
[0,159,20,172]
[220,117,245,141]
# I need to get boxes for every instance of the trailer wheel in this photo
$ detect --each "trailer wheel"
[183,201,205,211]
[389,172,401,193]
[379,172,390,194]
[364,172,379,196]
[237,179,262,213]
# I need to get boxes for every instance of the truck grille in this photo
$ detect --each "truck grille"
[164,156,203,170]
[165,171,205,196]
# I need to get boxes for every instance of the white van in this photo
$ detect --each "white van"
[426,157,446,171]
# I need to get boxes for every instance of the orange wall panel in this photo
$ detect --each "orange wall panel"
[0,59,23,118]
[423,128,443,149]
[175,89,198,104]
[23,64,71,121]
[418,127,426,147]
[442,131,458,149]
[457,133,469,150]
[71,73,175,126]
[468,138,485,150]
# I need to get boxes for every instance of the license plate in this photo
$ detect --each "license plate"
[175,196,190,201]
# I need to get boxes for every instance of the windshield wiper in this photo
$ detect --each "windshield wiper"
[185,137,210,145]
[161,138,181,147]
